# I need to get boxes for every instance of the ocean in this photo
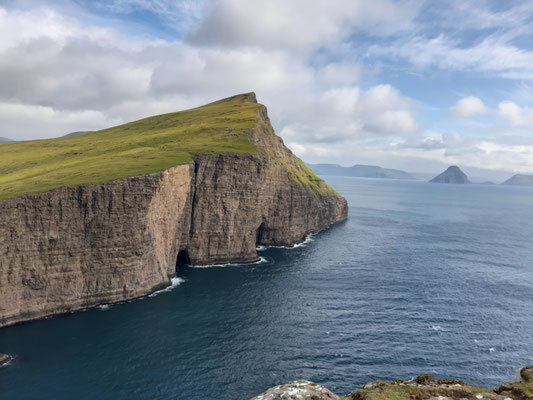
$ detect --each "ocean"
[1,176,532,399]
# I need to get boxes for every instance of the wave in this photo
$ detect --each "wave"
[256,234,315,251]
[148,277,185,297]
[429,325,445,331]
[189,256,267,269]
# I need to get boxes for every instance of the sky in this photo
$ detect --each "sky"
[1,0,533,181]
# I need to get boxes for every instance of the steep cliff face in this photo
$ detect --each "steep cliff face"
[0,94,347,327]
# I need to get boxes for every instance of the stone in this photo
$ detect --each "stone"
[0,353,11,368]
[520,366,533,382]
[250,381,339,400]
[362,380,387,390]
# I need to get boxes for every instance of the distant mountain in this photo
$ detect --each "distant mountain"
[429,166,470,184]
[0,137,15,144]
[307,163,416,180]
[62,131,92,137]
[501,174,533,186]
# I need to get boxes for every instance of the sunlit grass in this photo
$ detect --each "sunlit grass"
[0,93,261,200]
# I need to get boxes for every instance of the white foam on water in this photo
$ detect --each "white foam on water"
[148,277,185,297]
[189,256,267,269]
[98,304,111,311]
[429,325,445,331]
[257,234,315,250]
[291,234,315,248]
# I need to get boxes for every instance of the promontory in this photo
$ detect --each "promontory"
[0,93,347,327]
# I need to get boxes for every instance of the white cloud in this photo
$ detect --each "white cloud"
[0,102,119,138]
[1,1,533,176]
[498,101,533,127]
[188,0,421,51]
[0,4,421,144]
[449,96,488,118]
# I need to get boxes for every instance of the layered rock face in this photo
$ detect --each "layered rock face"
[0,99,347,327]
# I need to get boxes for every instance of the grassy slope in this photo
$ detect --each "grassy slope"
[0,93,330,200]
[0,94,266,200]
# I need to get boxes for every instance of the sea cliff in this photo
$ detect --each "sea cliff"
[0,93,347,327]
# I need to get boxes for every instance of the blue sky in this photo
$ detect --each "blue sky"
[1,0,533,181]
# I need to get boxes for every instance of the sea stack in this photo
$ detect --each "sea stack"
[430,166,470,184]
[0,93,347,327]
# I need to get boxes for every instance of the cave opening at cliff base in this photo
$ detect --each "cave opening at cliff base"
[176,249,190,267]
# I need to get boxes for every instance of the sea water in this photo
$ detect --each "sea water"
[1,177,532,399]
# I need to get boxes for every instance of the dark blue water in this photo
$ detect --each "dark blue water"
[1,177,533,399]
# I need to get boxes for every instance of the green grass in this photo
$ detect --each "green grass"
[0,93,262,200]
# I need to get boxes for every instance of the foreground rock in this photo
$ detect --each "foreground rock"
[250,381,339,400]
[253,366,533,400]
[0,354,12,367]
[0,93,347,327]
[430,165,471,184]
[350,373,533,400]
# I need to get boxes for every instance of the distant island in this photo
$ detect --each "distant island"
[307,163,415,180]
[0,137,15,144]
[62,131,93,137]
[430,165,471,184]
[502,174,533,186]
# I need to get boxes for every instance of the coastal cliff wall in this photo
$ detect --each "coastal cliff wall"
[0,103,347,327]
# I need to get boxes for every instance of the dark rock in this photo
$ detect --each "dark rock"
[415,375,437,385]
[520,366,533,382]
[429,165,471,184]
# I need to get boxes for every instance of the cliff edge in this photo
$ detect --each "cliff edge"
[251,366,533,400]
[0,93,347,327]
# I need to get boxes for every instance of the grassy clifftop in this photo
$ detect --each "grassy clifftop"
[0,93,330,200]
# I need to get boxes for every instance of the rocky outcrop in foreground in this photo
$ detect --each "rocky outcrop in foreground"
[250,381,339,400]
[0,94,347,327]
[252,366,533,400]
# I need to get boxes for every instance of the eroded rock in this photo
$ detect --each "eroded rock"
[250,380,339,400]
[520,366,533,383]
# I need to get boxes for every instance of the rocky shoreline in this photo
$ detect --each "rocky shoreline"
[0,353,11,368]
[251,366,533,400]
